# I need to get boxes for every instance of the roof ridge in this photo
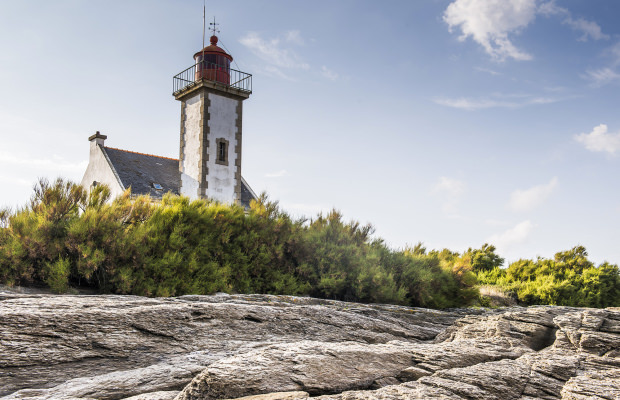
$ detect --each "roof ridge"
[104,146,179,162]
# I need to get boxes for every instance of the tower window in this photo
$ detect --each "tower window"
[216,138,229,166]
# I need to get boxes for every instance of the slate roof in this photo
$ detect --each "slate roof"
[103,146,255,208]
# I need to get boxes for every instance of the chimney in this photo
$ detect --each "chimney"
[88,131,107,148]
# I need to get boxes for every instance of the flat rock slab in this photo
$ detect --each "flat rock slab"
[0,292,618,400]
[0,293,461,398]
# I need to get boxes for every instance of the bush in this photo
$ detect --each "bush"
[2,179,616,309]
[476,246,619,307]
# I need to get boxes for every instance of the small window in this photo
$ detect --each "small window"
[218,142,226,161]
[152,183,163,190]
[215,138,229,166]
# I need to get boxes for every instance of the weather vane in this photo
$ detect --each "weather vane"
[209,17,220,36]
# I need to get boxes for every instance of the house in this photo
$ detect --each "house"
[81,33,257,208]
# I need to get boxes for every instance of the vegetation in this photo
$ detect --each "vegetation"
[0,179,618,309]
[476,245,619,308]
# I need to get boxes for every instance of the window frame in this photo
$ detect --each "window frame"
[215,138,229,166]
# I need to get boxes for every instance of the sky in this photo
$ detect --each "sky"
[0,0,619,265]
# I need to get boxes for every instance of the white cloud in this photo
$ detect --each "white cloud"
[565,18,608,42]
[240,32,337,82]
[444,0,537,61]
[433,177,465,197]
[432,177,466,214]
[239,32,309,70]
[280,202,333,218]
[261,65,296,81]
[434,94,560,110]
[265,169,290,178]
[574,124,620,155]
[0,175,32,188]
[581,41,620,87]
[444,0,607,61]
[539,1,609,41]
[475,67,502,76]
[583,67,620,87]
[610,42,620,66]
[485,218,510,227]
[435,97,511,110]
[508,177,558,212]
[321,66,339,81]
[284,30,304,45]
[0,151,87,173]
[488,220,535,251]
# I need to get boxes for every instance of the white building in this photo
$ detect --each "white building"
[81,34,256,207]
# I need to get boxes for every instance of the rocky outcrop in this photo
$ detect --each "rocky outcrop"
[174,339,531,400]
[0,291,617,400]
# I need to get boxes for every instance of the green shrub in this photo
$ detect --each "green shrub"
[2,179,617,309]
[476,246,619,307]
[43,257,70,293]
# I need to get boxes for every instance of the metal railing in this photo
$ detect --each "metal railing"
[173,61,252,94]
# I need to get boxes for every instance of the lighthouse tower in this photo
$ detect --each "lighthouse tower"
[172,32,252,204]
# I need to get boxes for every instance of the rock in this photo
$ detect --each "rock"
[312,309,620,400]
[0,293,461,399]
[2,354,211,400]
[174,340,417,400]
[561,369,620,400]
[396,366,433,381]
[553,309,620,357]
[174,336,532,399]
[223,392,309,400]
[0,293,618,400]
[121,392,180,400]
[435,306,573,350]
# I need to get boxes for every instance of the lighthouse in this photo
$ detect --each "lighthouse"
[81,24,256,207]
[172,31,252,204]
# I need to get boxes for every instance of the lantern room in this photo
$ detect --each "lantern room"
[194,35,232,85]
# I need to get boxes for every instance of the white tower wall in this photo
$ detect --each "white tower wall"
[177,86,245,204]
[205,93,239,203]
[179,93,203,200]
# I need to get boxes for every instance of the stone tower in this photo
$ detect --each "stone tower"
[173,34,252,204]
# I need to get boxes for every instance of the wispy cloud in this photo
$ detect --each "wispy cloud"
[280,202,333,218]
[475,67,502,76]
[574,124,620,155]
[539,1,609,41]
[261,65,297,81]
[239,32,309,70]
[444,0,607,61]
[239,31,339,82]
[0,151,87,172]
[0,175,32,188]
[432,176,466,214]
[582,41,620,87]
[321,66,339,81]
[583,67,620,87]
[508,177,558,212]
[265,169,290,178]
[488,220,535,251]
[434,94,560,110]
[284,30,304,45]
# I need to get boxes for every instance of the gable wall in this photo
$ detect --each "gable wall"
[80,143,125,199]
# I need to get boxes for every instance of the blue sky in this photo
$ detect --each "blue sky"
[1,0,619,265]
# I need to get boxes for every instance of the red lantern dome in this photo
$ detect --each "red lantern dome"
[194,35,232,84]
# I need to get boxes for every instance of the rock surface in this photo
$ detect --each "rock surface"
[0,290,617,400]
